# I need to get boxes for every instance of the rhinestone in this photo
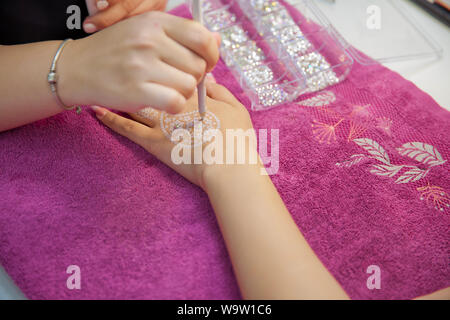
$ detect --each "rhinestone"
[261,9,295,33]
[296,52,331,75]
[250,0,280,13]
[204,10,236,31]
[255,83,288,106]
[201,0,221,12]
[272,25,303,43]
[244,65,274,87]
[285,38,311,57]
[231,42,266,69]
[221,25,250,48]
[306,70,339,92]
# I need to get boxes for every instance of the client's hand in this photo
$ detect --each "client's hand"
[91,82,258,190]
[92,82,351,301]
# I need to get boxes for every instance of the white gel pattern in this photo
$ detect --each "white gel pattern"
[137,107,221,147]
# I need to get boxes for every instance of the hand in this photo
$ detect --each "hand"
[59,11,220,114]
[91,82,258,190]
[84,0,168,33]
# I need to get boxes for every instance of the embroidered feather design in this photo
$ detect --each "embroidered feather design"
[335,154,366,168]
[344,139,444,186]
[353,138,390,165]
[370,164,403,178]
[396,142,447,167]
[395,168,429,184]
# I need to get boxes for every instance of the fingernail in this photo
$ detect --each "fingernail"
[83,23,97,33]
[97,0,109,10]
[91,105,106,119]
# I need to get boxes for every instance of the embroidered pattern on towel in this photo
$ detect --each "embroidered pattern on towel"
[299,89,449,213]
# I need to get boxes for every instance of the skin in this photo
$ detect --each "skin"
[84,0,169,32]
[93,82,350,299]
[1,0,447,300]
[415,287,450,300]
[0,10,220,132]
[92,82,449,300]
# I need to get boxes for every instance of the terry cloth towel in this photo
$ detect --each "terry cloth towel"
[0,3,449,299]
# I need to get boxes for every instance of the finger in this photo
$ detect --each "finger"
[134,0,167,11]
[130,109,159,128]
[162,15,220,72]
[86,0,100,15]
[138,82,186,114]
[91,106,157,147]
[159,37,207,83]
[205,82,241,107]
[83,0,142,32]
[149,60,197,100]
[184,89,200,109]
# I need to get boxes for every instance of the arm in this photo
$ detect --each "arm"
[203,164,349,300]
[0,42,67,132]
[0,11,219,133]
[93,82,349,299]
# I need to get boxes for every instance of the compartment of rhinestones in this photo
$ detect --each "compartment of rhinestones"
[200,0,351,110]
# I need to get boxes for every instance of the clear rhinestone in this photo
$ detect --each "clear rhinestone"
[255,83,288,106]
[272,25,303,44]
[244,65,274,87]
[231,42,266,69]
[296,52,331,75]
[204,10,237,31]
[261,9,295,33]
[201,0,222,12]
[305,70,339,92]
[221,25,250,48]
[250,0,280,13]
[285,38,311,57]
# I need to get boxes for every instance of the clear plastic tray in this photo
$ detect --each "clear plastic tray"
[188,0,443,111]
[304,0,443,64]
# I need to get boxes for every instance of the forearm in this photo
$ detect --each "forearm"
[204,165,349,300]
[0,42,71,132]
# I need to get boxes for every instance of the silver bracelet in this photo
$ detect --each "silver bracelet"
[47,39,81,114]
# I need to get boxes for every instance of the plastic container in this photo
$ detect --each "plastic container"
[188,0,443,111]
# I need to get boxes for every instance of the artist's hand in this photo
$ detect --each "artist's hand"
[60,11,220,114]
[91,82,259,190]
[84,0,168,33]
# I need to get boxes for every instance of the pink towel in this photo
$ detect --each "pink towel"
[0,4,448,299]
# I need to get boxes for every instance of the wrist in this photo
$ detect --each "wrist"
[57,38,84,107]
[201,162,266,195]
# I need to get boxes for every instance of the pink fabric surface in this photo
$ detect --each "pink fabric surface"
[0,4,449,299]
